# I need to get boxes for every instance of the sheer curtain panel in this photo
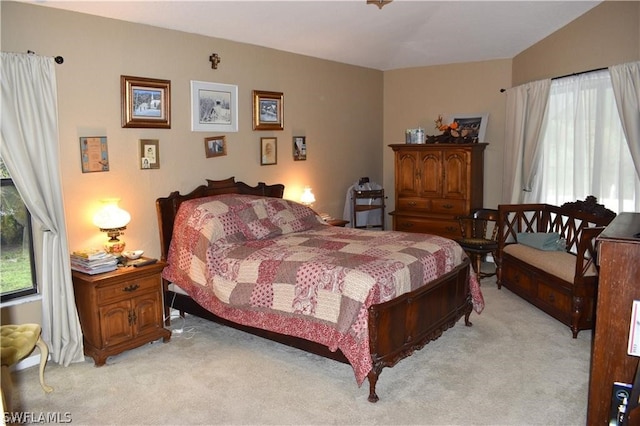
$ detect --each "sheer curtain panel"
[610,61,640,181]
[0,52,84,365]
[502,79,551,203]
[533,69,639,213]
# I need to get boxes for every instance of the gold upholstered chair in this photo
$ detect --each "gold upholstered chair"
[1,324,53,411]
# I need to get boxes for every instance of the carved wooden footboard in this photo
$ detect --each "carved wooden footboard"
[164,257,471,402]
[366,257,472,401]
[156,177,473,402]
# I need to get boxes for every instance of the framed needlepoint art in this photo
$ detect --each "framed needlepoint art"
[80,136,109,173]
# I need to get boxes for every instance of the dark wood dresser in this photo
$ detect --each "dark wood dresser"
[587,213,640,424]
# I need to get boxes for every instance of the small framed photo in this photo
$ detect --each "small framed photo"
[253,90,284,131]
[293,136,306,161]
[140,139,159,169]
[445,113,489,142]
[80,136,109,173]
[191,81,238,132]
[204,135,227,158]
[260,137,277,165]
[121,76,171,128]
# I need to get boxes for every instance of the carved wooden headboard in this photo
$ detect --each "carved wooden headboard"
[155,177,285,261]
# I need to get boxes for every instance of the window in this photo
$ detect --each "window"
[0,157,38,301]
[531,70,640,213]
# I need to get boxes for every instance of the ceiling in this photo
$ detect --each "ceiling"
[20,0,602,71]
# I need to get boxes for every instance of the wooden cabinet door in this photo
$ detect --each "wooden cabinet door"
[419,150,442,198]
[395,150,420,197]
[132,291,163,337]
[99,300,134,347]
[442,149,469,200]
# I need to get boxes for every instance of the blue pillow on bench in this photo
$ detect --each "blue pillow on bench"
[516,232,566,251]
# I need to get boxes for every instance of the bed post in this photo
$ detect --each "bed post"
[367,367,382,403]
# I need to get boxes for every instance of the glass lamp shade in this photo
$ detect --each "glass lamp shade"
[93,199,131,255]
[300,186,316,206]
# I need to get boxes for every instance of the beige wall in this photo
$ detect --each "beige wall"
[1,1,382,323]
[512,1,640,85]
[381,2,640,219]
[2,1,383,254]
[382,60,511,216]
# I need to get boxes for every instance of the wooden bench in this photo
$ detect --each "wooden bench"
[497,197,616,337]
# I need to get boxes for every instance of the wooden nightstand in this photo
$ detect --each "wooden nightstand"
[326,219,349,227]
[72,259,171,366]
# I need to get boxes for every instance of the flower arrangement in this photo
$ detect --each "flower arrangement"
[425,115,476,144]
[434,114,459,135]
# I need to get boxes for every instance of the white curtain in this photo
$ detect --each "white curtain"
[532,69,640,213]
[610,61,640,181]
[502,79,551,203]
[0,52,84,365]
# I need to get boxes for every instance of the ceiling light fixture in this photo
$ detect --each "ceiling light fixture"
[367,0,392,9]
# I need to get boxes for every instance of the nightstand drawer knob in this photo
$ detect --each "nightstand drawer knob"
[123,284,140,292]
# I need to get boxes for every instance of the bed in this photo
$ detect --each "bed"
[156,177,483,402]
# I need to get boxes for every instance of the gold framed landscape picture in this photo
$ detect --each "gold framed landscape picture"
[121,75,171,129]
[253,90,283,131]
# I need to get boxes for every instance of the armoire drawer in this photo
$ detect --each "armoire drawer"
[430,199,467,215]
[393,216,460,239]
[397,198,430,211]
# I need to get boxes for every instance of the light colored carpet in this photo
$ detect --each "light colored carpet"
[8,277,591,425]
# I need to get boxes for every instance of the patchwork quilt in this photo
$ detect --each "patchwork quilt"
[162,194,483,384]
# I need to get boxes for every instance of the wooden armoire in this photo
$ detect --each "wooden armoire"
[389,143,487,239]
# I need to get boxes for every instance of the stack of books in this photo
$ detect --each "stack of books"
[70,249,118,275]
